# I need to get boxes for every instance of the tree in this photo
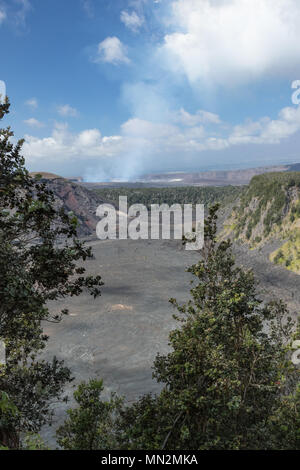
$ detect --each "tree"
[56,379,123,450]
[115,205,300,450]
[0,98,103,448]
[0,391,18,449]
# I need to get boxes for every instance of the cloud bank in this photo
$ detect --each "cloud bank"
[162,0,300,85]
[22,104,300,180]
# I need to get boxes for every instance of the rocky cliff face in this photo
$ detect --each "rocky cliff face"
[223,172,300,274]
[31,173,106,238]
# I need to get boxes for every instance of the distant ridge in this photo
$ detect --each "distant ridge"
[79,162,300,187]
[29,172,83,183]
[138,163,300,186]
[30,171,65,180]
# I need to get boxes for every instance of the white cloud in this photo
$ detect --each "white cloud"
[0,8,6,24]
[95,37,130,65]
[76,129,102,147]
[229,106,300,145]
[162,0,300,85]
[22,104,300,179]
[23,122,123,164]
[23,118,44,128]
[174,108,221,126]
[120,10,144,32]
[57,104,79,117]
[25,98,38,109]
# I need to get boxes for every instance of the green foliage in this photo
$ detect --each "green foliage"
[267,384,300,449]
[22,433,49,450]
[1,423,49,449]
[56,379,123,450]
[274,250,284,264]
[0,391,18,416]
[0,391,19,449]
[0,99,103,447]
[115,205,300,450]
[234,172,300,241]
[93,185,243,210]
[271,232,300,273]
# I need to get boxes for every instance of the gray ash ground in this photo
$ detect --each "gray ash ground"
[41,236,300,447]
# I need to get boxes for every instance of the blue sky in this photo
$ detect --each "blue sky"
[1,0,300,181]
